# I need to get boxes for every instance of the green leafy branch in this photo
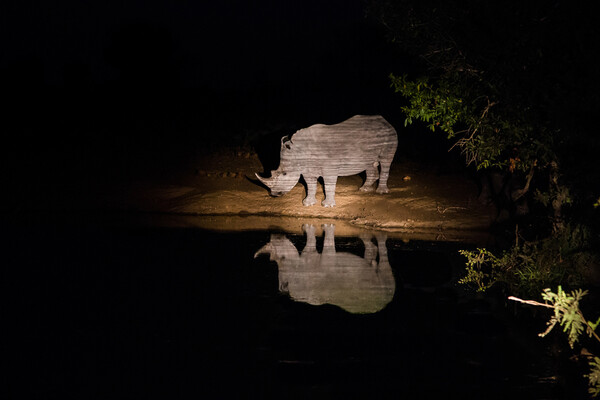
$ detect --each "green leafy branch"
[509,286,600,397]
[457,248,502,292]
[590,357,600,398]
[459,224,596,297]
[389,73,549,172]
[390,74,467,137]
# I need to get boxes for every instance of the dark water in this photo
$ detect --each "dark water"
[4,217,575,399]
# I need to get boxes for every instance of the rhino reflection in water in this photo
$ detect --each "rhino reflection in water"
[254,224,395,314]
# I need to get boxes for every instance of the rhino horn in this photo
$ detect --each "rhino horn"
[254,243,273,258]
[255,172,275,188]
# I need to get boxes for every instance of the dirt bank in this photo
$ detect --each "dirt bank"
[99,148,497,243]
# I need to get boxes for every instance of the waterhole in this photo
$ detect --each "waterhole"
[5,216,566,399]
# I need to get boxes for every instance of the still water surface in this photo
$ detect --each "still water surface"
[6,218,567,399]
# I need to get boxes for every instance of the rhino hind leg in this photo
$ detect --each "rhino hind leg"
[359,162,379,192]
[376,161,392,194]
[322,224,336,254]
[322,176,337,207]
[359,233,378,265]
[374,232,389,263]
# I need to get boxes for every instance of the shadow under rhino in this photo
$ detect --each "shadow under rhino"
[254,224,396,314]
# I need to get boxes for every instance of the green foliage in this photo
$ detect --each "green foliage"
[588,357,600,397]
[371,3,600,394]
[389,74,466,137]
[534,186,573,208]
[512,261,566,299]
[389,72,552,172]
[539,286,589,348]
[457,248,501,292]
[373,0,600,234]
[511,287,600,397]
[459,224,596,297]
[378,0,563,174]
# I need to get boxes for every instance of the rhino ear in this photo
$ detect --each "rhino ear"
[281,135,294,150]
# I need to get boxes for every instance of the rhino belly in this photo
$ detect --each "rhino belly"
[323,157,377,177]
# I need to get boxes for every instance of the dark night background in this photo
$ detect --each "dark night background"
[4,0,596,198]
[2,0,422,196]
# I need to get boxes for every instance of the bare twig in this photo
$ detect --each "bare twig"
[507,296,554,309]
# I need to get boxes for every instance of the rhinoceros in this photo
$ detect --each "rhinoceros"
[254,224,395,314]
[255,115,398,207]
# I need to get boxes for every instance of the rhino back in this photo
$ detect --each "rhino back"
[291,115,397,176]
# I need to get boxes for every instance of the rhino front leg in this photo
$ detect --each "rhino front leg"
[360,162,379,192]
[376,161,391,194]
[322,176,337,207]
[375,232,389,262]
[303,176,318,206]
[302,224,317,252]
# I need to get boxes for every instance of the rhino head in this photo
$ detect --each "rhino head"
[255,135,301,196]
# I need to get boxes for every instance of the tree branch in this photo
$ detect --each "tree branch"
[511,161,536,201]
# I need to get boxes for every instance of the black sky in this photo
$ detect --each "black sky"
[1,1,390,89]
[2,1,416,185]
[2,0,410,139]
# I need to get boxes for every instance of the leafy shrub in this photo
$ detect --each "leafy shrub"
[459,224,596,297]
[510,287,600,397]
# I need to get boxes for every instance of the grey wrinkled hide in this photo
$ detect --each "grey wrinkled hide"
[256,115,398,207]
[254,224,395,314]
